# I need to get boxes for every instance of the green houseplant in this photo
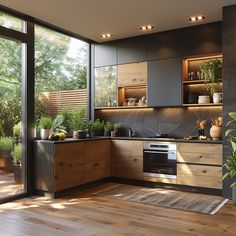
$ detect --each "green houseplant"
[200,59,222,97]
[114,122,121,137]
[88,119,104,137]
[39,116,53,140]
[223,112,236,205]
[0,137,14,172]
[104,122,113,136]
[69,107,87,139]
[50,115,67,141]
[13,121,22,143]
[11,143,22,184]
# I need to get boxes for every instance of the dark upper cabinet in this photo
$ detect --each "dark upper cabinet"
[147,30,182,60]
[117,37,147,64]
[181,22,222,56]
[147,58,182,107]
[94,43,117,67]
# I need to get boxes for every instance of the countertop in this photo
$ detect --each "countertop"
[35,136,222,144]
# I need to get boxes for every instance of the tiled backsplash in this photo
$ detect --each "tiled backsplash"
[95,107,222,138]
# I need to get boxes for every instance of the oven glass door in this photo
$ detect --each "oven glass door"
[143,150,176,176]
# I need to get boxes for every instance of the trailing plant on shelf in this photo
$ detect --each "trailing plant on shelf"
[200,59,222,96]
[223,112,236,205]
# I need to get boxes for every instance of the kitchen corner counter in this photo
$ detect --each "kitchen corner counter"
[34,136,222,144]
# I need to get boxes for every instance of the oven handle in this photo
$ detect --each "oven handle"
[143,150,168,154]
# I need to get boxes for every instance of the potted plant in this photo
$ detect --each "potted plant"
[13,121,22,143]
[12,143,22,184]
[114,122,121,137]
[89,119,104,137]
[60,108,73,137]
[104,122,113,136]
[49,115,67,141]
[200,59,222,102]
[223,112,236,205]
[0,137,14,172]
[39,116,53,140]
[210,116,222,140]
[69,107,87,139]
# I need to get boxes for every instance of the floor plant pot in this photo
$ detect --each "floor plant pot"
[40,128,50,140]
[13,163,22,184]
[2,150,13,172]
[232,186,236,205]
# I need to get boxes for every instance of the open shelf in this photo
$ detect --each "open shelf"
[182,103,222,107]
[95,105,150,110]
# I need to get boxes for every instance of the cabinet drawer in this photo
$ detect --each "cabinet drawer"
[177,163,222,189]
[177,152,222,165]
[117,62,147,87]
[177,143,222,154]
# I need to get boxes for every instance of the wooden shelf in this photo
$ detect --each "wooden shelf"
[95,106,150,110]
[182,103,222,107]
[183,80,223,85]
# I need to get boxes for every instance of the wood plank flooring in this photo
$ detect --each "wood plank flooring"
[0,183,236,236]
[0,169,23,199]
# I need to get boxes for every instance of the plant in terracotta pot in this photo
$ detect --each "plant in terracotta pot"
[114,122,121,137]
[39,116,53,140]
[69,107,87,139]
[12,143,22,184]
[200,59,222,102]
[104,122,113,136]
[0,137,14,172]
[223,112,236,205]
[210,117,222,140]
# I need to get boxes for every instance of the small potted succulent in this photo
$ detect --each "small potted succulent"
[104,122,113,136]
[39,116,53,140]
[0,137,14,172]
[12,143,22,184]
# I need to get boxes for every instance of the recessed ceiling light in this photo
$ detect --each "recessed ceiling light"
[189,15,205,22]
[140,25,154,31]
[100,33,112,39]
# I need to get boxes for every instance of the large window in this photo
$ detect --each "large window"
[34,25,88,128]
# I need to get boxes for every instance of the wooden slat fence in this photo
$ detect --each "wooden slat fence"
[40,89,87,117]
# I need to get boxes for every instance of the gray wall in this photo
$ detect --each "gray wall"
[95,107,222,138]
[222,4,236,199]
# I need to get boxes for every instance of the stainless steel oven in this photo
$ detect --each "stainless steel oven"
[143,142,177,179]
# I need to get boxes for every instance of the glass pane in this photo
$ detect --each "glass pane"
[35,25,88,138]
[0,37,24,199]
[95,66,117,107]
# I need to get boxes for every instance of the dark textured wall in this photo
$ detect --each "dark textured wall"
[95,107,222,138]
[222,5,236,199]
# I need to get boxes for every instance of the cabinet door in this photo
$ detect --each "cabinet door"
[117,37,147,64]
[94,66,117,107]
[111,140,143,180]
[54,143,85,192]
[117,62,147,87]
[147,58,182,106]
[84,140,110,183]
[94,43,117,67]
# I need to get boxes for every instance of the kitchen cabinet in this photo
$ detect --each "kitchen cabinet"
[177,143,222,189]
[147,58,182,106]
[111,140,143,180]
[94,66,117,108]
[117,37,147,64]
[94,43,117,67]
[34,140,110,196]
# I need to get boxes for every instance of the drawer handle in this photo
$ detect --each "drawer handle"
[203,170,207,173]
[199,155,202,158]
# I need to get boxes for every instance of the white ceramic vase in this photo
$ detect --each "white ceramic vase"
[213,93,223,104]
[210,125,222,140]
[40,128,50,140]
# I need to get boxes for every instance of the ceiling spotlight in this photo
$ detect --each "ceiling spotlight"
[100,33,112,39]
[189,15,204,22]
[140,25,154,31]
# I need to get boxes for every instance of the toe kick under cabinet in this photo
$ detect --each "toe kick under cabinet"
[34,140,110,196]
[177,143,222,189]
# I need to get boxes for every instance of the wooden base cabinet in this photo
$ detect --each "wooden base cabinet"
[34,140,110,194]
[111,140,143,180]
[177,143,222,189]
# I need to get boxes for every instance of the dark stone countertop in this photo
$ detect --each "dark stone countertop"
[34,136,222,144]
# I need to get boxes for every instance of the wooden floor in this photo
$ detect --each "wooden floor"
[0,169,23,199]
[0,183,236,236]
